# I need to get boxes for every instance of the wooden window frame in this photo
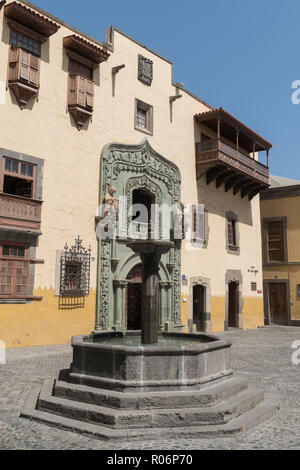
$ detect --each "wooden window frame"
[7,22,42,108]
[226,211,240,255]
[1,157,37,199]
[67,56,94,110]
[8,24,41,75]
[191,205,206,246]
[135,99,153,135]
[263,217,288,265]
[0,241,30,299]
[10,27,41,55]
[66,54,95,130]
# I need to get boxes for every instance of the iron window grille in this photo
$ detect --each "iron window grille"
[60,236,91,297]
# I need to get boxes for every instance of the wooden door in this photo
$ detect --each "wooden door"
[268,282,288,325]
[228,282,239,328]
[127,283,142,330]
[193,285,205,331]
[126,264,143,330]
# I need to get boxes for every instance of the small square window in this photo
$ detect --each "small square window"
[251,282,257,292]
[135,99,153,135]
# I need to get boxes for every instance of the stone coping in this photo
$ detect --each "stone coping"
[71,331,232,356]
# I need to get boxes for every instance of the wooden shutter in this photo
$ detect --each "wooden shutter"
[14,260,29,296]
[68,74,94,110]
[267,221,284,262]
[227,219,233,246]
[78,76,86,107]
[8,47,20,81]
[193,205,205,243]
[29,54,39,87]
[86,79,94,109]
[68,75,77,106]
[0,259,14,296]
[20,49,30,82]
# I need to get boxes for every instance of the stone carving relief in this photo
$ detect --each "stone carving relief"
[138,54,153,85]
[97,140,182,331]
[101,141,181,198]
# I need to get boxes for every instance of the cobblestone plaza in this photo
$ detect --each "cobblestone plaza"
[0,326,299,450]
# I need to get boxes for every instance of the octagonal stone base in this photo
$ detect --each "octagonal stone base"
[70,331,232,392]
[20,331,279,440]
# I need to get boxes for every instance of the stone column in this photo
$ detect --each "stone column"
[159,282,167,329]
[159,281,173,328]
[127,240,174,345]
[113,280,128,330]
[140,252,161,344]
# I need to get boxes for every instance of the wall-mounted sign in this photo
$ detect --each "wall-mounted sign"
[248,266,259,274]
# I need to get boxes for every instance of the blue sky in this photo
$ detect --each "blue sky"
[32,0,300,179]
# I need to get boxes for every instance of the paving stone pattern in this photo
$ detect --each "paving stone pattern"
[0,326,299,450]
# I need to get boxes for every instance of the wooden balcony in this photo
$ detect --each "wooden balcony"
[195,108,272,200]
[0,193,42,232]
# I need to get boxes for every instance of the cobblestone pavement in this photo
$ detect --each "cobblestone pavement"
[0,326,299,450]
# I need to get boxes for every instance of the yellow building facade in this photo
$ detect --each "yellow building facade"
[260,176,300,326]
[0,0,271,348]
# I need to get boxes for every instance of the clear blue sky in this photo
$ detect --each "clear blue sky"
[32,0,300,179]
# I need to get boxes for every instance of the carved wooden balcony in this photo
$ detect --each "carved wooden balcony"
[195,108,272,200]
[0,193,42,232]
[196,139,270,199]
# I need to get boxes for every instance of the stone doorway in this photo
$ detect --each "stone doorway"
[126,264,142,330]
[193,284,205,332]
[228,281,239,328]
[268,282,288,325]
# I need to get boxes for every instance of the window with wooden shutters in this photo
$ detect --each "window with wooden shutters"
[227,219,236,246]
[0,243,29,298]
[267,221,284,262]
[226,212,239,253]
[68,75,94,110]
[67,59,94,130]
[9,48,39,88]
[8,28,41,109]
[192,205,205,245]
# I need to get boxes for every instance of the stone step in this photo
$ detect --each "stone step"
[54,376,249,410]
[37,379,264,429]
[21,386,279,441]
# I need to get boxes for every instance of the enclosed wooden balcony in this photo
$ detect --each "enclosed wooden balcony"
[195,108,272,200]
[0,193,42,232]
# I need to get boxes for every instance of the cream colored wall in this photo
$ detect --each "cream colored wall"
[181,179,264,332]
[0,5,208,293]
[261,196,300,261]
[0,1,265,345]
[261,195,300,322]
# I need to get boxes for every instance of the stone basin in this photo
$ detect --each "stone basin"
[69,331,233,392]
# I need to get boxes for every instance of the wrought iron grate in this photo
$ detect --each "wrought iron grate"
[60,236,91,297]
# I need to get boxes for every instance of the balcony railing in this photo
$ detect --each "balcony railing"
[196,139,269,186]
[0,193,42,231]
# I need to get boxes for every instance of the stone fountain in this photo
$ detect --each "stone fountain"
[21,239,278,440]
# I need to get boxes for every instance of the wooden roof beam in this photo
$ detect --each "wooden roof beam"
[216,169,233,189]
[206,166,227,186]
[225,174,245,192]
